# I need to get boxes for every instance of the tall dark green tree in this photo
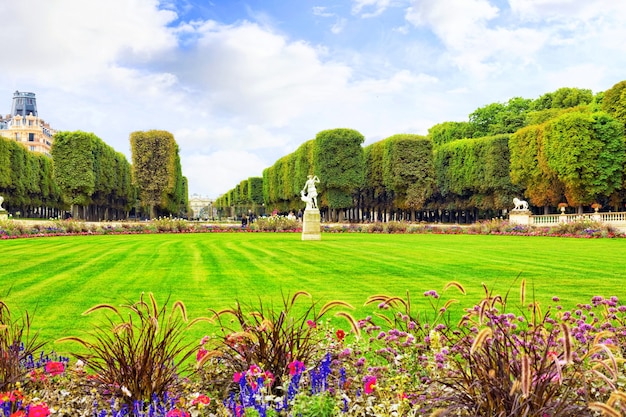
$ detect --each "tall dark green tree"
[314,128,365,218]
[382,134,435,214]
[130,130,181,219]
[52,131,96,218]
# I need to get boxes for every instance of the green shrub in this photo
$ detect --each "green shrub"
[292,392,339,417]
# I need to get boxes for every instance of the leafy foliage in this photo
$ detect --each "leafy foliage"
[602,80,626,128]
[435,135,517,209]
[509,124,564,207]
[51,131,133,220]
[381,134,435,210]
[544,111,625,206]
[130,130,185,219]
[314,128,365,209]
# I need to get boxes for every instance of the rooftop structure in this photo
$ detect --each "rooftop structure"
[11,91,38,117]
[0,91,55,156]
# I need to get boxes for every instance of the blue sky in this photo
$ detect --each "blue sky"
[1,0,625,198]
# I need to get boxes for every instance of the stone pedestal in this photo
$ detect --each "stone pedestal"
[0,209,7,221]
[301,208,321,241]
[509,209,531,225]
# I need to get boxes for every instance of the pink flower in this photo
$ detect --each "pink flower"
[233,372,245,383]
[364,375,376,394]
[27,404,50,417]
[288,360,305,376]
[306,319,317,328]
[196,348,208,362]
[44,361,65,376]
[263,370,275,385]
[165,409,189,417]
[248,364,262,375]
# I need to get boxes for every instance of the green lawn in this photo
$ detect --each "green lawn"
[2,232,626,347]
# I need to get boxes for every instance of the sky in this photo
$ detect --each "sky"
[1,0,625,199]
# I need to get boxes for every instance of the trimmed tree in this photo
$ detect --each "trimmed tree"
[52,131,96,219]
[130,130,178,219]
[543,111,625,211]
[382,134,435,218]
[314,128,365,220]
[509,124,564,212]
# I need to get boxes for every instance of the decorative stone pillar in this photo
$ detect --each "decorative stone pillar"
[0,195,6,220]
[509,210,531,225]
[302,208,321,240]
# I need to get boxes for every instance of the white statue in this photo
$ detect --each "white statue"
[301,175,320,210]
[0,195,4,210]
[513,197,529,211]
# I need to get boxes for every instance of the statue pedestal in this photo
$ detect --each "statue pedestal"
[302,208,321,241]
[0,209,7,221]
[509,209,531,225]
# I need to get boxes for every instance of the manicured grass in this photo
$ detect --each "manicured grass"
[2,232,626,347]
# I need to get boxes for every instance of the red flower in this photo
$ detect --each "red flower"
[1,390,22,402]
[27,403,50,417]
[10,412,26,417]
[44,361,65,376]
[192,394,211,406]
[336,329,346,342]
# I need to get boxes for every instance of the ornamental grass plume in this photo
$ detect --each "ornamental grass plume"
[433,281,626,416]
[0,299,46,391]
[57,293,210,406]
[207,292,357,392]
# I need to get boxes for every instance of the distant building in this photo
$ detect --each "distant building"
[189,194,214,219]
[0,91,56,156]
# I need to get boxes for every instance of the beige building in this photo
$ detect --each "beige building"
[0,91,56,156]
[189,194,214,219]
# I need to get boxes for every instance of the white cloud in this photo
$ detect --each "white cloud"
[312,6,335,17]
[405,0,548,76]
[331,18,348,34]
[508,0,626,22]
[352,0,391,17]
[0,0,177,75]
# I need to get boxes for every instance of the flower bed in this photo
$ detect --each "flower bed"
[1,218,623,240]
[3,284,626,416]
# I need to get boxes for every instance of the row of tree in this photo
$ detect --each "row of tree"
[217,81,626,221]
[0,138,62,218]
[0,130,188,221]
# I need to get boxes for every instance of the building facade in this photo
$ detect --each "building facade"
[0,91,56,156]
[189,194,214,220]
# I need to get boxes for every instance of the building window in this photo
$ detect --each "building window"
[28,133,35,142]
[29,146,35,151]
